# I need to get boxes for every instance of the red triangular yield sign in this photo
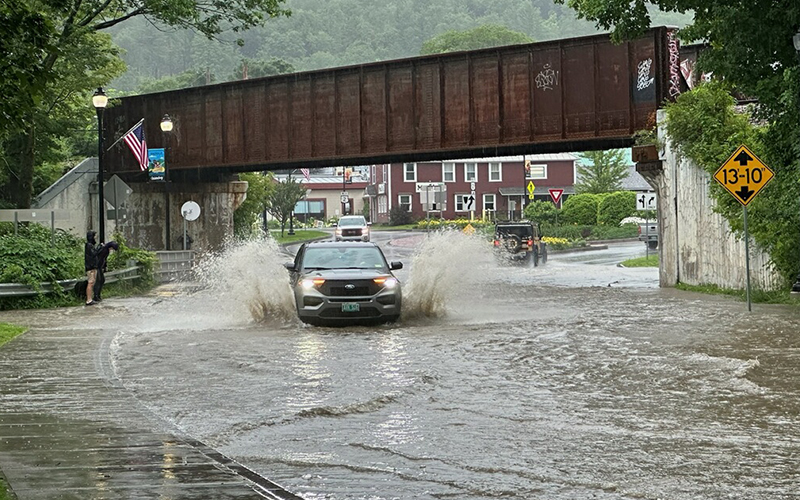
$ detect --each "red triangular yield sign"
[549,189,564,205]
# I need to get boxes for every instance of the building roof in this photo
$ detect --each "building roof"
[620,165,653,191]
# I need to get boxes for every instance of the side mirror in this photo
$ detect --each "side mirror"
[283,262,296,271]
[390,261,403,270]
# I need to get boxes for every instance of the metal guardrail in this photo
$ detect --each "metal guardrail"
[0,266,141,298]
[155,250,195,283]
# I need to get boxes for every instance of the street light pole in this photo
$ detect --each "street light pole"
[792,31,800,294]
[92,88,108,243]
[160,114,174,250]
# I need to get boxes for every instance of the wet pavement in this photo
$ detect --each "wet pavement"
[2,233,798,500]
[0,296,303,500]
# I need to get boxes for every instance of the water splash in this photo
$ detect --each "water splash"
[192,238,297,324]
[401,230,493,320]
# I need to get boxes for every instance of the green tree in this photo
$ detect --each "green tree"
[137,69,212,94]
[2,0,291,208]
[265,176,307,237]
[231,58,295,80]
[234,172,276,239]
[420,24,534,55]
[575,150,628,194]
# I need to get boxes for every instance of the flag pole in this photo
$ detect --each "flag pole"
[105,118,144,152]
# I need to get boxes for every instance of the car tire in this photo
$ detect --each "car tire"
[647,241,658,250]
[505,235,522,253]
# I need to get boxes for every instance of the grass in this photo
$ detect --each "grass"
[676,282,800,305]
[620,254,660,267]
[0,323,25,499]
[0,322,26,348]
[270,229,330,244]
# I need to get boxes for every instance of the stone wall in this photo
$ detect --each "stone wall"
[34,158,248,252]
[638,111,782,290]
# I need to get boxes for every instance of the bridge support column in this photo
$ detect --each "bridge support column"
[118,179,248,252]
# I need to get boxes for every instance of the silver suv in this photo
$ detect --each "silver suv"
[284,241,403,326]
[335,215,370,242]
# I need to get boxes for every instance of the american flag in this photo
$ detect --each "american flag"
[122,120,148,171]
[300,168,310,181]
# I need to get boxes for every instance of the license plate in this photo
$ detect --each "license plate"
[341,303,360,312]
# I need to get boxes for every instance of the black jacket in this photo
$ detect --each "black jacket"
[85,242,100,271]
[85,231,100,271]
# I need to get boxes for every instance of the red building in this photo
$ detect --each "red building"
[366,154,577,223]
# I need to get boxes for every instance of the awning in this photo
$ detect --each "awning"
[498,187,525,196]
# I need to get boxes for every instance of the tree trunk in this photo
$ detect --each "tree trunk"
[4,126,36,208]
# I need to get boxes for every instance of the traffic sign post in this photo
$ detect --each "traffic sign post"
[636,192,657,211]
[713,145,774,206]
[713,145,774,312]
[549,188,563,207]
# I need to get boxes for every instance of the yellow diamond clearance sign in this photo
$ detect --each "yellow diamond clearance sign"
[713,145,774,206]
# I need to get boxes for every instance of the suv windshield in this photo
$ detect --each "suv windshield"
[303,246,387,270]
[338,217,367,227]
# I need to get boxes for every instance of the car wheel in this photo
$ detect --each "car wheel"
[541,243,548,264]
[648,241,658,250]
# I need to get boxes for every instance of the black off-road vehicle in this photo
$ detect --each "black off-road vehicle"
[493,220,547,266]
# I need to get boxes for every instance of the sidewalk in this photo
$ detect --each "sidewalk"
[0,308,304,500]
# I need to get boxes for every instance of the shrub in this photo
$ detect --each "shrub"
[597,191,637,226]
[388,206,415,226]
[561,194,600,225]
[523,200,560,225]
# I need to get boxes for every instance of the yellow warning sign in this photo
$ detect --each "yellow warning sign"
[527,180,535,200]
[713,145,774,206]
[462,223,475,235]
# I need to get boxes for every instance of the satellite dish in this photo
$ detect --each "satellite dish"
[181,201,201,221]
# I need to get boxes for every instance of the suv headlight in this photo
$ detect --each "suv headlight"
[374,277,398,289]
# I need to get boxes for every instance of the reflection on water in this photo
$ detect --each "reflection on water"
[20,236,798,500]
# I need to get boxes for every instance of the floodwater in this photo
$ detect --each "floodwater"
[11,233,800,499]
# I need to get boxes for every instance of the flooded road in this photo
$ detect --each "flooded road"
[4,232,799,499]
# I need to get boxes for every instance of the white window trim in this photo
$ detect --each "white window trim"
[442,162,456,183]
[483,193,496,211]
[464,162,477,183]
[398,194,412,212]
[455,194,470,212]
[488,162,502,182]
[526,164,548,180]
[404,162,417,182]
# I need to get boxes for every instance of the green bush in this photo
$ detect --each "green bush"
[561,194,600,225]
[523,200,560,225]
[0,224,83,286]
[388,206,415,226]
[598,191,637,226]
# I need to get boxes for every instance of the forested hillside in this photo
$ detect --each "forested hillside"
[110,0,690,92]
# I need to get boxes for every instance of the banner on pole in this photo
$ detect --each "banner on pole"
[148,148,165,182]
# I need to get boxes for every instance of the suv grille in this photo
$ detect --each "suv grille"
[342,229,363,236]
[320,280,378,297]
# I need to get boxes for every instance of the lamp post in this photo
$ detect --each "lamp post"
[160,114,174,250]
[792,31,800,294]
[92,88,108,243]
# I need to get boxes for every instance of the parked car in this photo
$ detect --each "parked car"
[493,220,547,266]
[335,215,371,242]
[284,241,403,326]
[638,222,658,250]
